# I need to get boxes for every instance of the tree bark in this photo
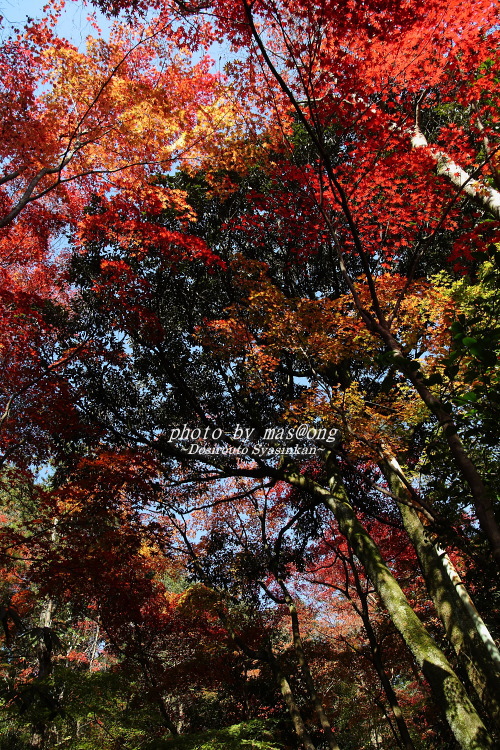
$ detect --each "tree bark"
[374,327,500,568]
[282,465,494,750]
[277,580,341,750]
[37,597,55,680]
[348,554,417,750]
[266,646,318,750]
[411,128,500,221]
[382,453,500,730]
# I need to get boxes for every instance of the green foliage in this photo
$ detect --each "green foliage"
[145,720,286,750]
[0,730,32,750]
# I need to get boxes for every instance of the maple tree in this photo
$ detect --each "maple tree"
[129,0,500,567]
[0,1,250,469]
[24,163,496,748]
[1,0,500,747]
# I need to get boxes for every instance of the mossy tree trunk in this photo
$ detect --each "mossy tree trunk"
[282,463,494,750]
[382,454,500,731]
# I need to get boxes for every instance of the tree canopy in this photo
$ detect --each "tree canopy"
[1,0,500,748]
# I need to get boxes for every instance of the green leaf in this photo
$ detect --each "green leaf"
[462,337,478,347]
[454,392,478,404]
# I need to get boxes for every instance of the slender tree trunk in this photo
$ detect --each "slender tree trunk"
[376,327,500,568]
[156,695,180,737]
[266,646,318,750]
[282,464,494,750]
[88,620,100,671]
[382,453,500,730]
[37,597,55,679]
[377,699,408,750]
[277,581,341,750]
[135,651,179,736]
[348,556,416,750]
[30,597,56,750]
[368,624,416,750]
[37,519,58,679]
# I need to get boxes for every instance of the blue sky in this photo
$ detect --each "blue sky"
[1,0,111,44]
[1,0,230,70]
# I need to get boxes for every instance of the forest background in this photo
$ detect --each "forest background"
[1,0,500,748]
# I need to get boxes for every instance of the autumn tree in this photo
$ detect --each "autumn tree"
[0,2,251,469]
[89,0,500,563]
[2,0,500,747]
[49,162,497,747]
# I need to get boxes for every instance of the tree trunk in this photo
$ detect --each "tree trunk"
[382,453,500,730]
[377,327,500,568]
[411,128,500,221]
[88,621,100,671]
[278,580,341,750]
[37,597,54,679]
[266,646,318,750]
[348,554,417,750]
[282,465,494,750]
